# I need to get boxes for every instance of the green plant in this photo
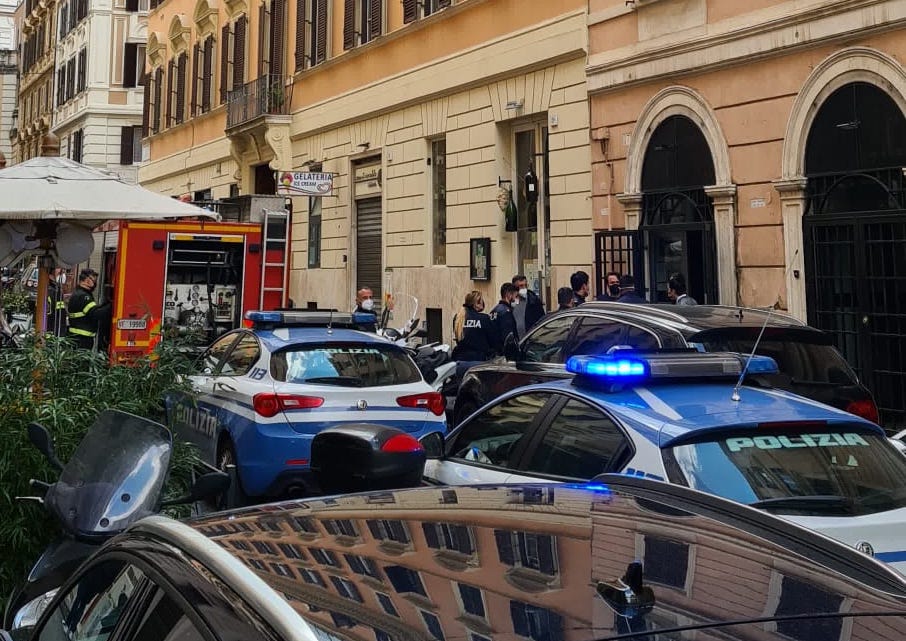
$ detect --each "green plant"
[1,285,30,315]
[0,335,201,610]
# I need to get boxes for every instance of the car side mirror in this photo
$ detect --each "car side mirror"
[419,432,445,460]
[504,334,519,361]
[27,423,63,471]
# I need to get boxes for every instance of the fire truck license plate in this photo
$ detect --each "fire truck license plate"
[117,319,148,330]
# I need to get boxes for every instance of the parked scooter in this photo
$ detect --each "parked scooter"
[4,409,229,631]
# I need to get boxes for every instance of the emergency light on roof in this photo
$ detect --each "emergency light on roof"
[565,351,779,384]
[245,310,377,330]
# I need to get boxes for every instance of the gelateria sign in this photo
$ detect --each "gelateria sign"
[277,171,335,196]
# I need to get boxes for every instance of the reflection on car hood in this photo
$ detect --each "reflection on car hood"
[189,484,906,641]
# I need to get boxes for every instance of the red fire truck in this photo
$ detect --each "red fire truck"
[100,195,290,363]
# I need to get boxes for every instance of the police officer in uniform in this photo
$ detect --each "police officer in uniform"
[46,267,68,337]
[489,283,519,353]
[452,290,499,379]
[67,268,110,349]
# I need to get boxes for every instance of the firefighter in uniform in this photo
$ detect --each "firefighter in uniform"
[67,269,110,349]
[46,267,68,337]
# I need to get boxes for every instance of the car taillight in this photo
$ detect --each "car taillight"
[253,393,324,417]
[846,399,880,424]
[381,434,424,453]
[397,392,445,416]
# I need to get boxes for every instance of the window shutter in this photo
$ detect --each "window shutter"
[78,0,87,21]
[368,0,381,40]
[314,0,327,64]
[202,36,213,112]
[166,58,175,126]
[220,24,231,102]
[66,57,75,99]
[258,3,267,76]
[77,48,86,92]
[120,126,134,165]
[125,0,138,10]
[176,52,187,124]
[142,75,150,136]
[233,15,246,86]
[123,42,137,88]
[272,0,285,77]
[294,0,306,71]
[152,67,163,132]
[342,0,354,50]
[59,3,67,39]
[57,67,65,106]
[190,43,200,116]
[402,0,416,23]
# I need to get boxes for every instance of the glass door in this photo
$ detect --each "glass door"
[514,124,551,306]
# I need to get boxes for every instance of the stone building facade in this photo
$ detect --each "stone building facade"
[587,0,906,428]
[139,0,593,340]
[0,0,15,163]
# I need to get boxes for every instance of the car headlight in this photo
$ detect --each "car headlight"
[12,588,59,630]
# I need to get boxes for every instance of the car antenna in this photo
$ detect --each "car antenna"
[731,249,799,403]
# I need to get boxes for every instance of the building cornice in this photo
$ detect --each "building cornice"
[586,0,905,94]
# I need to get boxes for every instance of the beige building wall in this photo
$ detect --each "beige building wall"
[587,0,906,316]
[0,49,15,163]
[140,0,593,340]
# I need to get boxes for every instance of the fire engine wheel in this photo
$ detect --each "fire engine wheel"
[216,438,246,507]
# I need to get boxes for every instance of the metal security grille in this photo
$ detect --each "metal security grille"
[356,197,383,310]
[594,230,641,297]
[805,170,906,430]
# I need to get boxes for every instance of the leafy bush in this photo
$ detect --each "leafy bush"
[0,334,200,608]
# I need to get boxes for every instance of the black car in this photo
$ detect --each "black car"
[9,477,906,641]
[454,302,879,428]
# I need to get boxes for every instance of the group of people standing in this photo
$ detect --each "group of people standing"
[452,269,697,368]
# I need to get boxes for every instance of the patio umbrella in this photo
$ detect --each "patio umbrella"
[0,136,218,337]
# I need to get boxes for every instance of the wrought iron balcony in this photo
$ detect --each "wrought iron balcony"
[226,74,293,130]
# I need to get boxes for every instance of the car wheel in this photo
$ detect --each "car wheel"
[216,438,246,508]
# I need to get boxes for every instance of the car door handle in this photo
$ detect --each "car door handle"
[214,381,236,392]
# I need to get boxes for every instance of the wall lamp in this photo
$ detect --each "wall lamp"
[356,142,370,151]
[505,100,524,111]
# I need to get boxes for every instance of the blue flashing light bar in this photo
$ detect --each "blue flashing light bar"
[245,310,377,330]
[566,352,779,385]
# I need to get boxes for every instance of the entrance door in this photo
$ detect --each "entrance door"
[514,124,551,305]
[805,209,906,430]
[356,197,383,308]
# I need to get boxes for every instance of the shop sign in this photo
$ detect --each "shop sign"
[277,171,335,197]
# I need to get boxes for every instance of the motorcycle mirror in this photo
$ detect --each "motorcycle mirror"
[160,471,231,507]
[27,423,63,471]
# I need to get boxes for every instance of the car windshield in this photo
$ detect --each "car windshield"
[663,425,906,516]
[271,343,421,387]
[691,327,857,384]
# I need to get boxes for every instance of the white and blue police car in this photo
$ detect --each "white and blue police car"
[423,350,906,572]
[167,310,447,501]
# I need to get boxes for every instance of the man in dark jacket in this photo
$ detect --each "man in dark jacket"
[46,267,68,337]
[616,274,647,304]
[570,270,590,306]
[67,268,110,349]
[489,283,519,353]
[511,274,545,337]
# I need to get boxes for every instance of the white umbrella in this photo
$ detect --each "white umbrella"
[0,137,218,338]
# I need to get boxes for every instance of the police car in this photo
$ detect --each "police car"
[167,310,447,501]
[422,350,906,572]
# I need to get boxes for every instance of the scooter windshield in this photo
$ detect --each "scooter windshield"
[45,409,173,538]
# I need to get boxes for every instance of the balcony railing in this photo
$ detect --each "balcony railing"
[226,74,293,130]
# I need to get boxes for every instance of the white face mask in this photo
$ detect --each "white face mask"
[518,287,528,298]
[55,273,67,285]
[361,298,374,311]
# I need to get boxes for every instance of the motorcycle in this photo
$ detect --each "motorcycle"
[377,295,458,412]
[5,409,228,631]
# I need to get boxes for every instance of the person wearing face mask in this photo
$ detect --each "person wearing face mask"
[353,286,378,332]
[67,268,110,350]
[452,290,499,377]
[489,282,519,353]
[511,274,545,337]
[595,271,622,301]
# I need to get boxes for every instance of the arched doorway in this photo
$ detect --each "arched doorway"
[803,81,906,429]
[640,115,718,303]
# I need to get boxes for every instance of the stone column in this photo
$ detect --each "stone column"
[704,184,738,306]
[773,178,809,322]
[616,193,643,230]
